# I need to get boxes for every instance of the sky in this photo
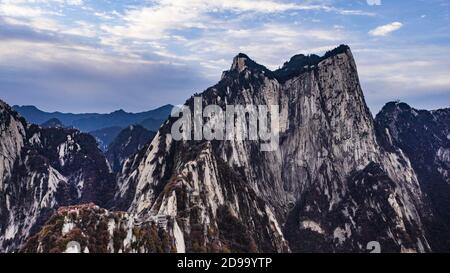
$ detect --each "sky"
[0,0,449,114]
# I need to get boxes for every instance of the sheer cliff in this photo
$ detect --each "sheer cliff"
[113,46,431,253]
[0,100,115,251]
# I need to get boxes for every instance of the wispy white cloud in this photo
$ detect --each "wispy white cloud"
[367,0,382,6]
[100,0,373,41]
[96,0,369,76]
[0,0,83,32]
[181,23,349,76]
[0,3,43,17]
[369,22,403,36]
[354,45,450,111]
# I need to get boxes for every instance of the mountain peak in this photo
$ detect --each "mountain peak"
[112,109,127,115]
[273,44,352,83]
[225,45,353,83]
[230,53,252,73]
[379,101,413,114]
[228,52,273,76]
[13,105,40,111]
[160,104,174,109]
[235,52,250,59]
[41,118,64,129]
[322,44,351,59]
[1,99,9,110]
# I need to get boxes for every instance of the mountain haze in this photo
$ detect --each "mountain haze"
[12,104,174,133]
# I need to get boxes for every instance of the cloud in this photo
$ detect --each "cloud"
[101,0,373,41]
[367,0,381,6]
[0,38,211,113]
[182,23,349,75]
[0,3,43,17]
[354,46,450,112]
[96,0,367,76]
[369,22,403,36]
[0,1,64,32]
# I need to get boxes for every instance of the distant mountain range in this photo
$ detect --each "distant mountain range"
[12,104,173,132]
[13,104,173,149]
[40,118,64,129]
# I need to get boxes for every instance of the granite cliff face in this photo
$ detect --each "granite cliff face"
[113,45,432,253]
[0,101,115,251]
[375,102,450,251]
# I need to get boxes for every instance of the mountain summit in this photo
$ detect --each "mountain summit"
[111,45,439,253]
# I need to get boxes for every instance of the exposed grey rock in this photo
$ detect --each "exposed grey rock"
[106,125,156,173]
[0,100,115,251]
[376,102,450,251]
[114,46,432,253]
